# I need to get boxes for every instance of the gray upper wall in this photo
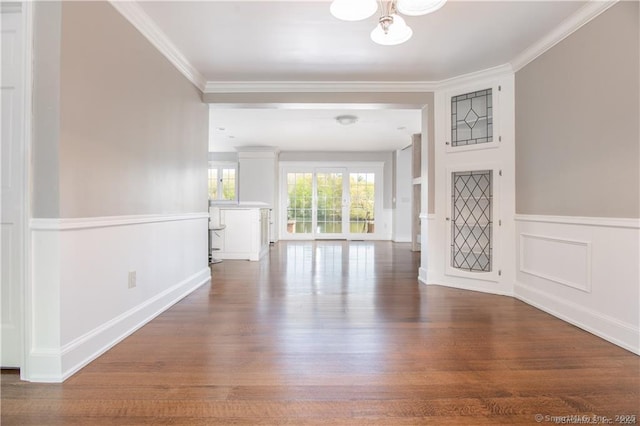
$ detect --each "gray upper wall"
[515,1,639,218]
[32,1,209,218]
[209,152,238,163]
[32,2,62,217]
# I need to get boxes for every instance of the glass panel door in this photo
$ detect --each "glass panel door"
[349,172,375,234]
[286,172,313,235]
[315,171,345,236]
[283,167,379,240]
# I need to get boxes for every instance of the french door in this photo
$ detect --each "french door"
[315,169,347,238]
[283,166,378,240]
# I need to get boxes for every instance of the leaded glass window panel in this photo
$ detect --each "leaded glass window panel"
[451,89,493,147]
[451,170,492,272]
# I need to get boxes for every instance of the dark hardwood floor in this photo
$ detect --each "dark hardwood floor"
[2,241,638,425]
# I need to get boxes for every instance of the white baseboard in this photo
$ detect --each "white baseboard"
[25,349,62,383]
[515,282,639,355]
[418,267,428,284]
[393,237,411,243]
[216,252,260,261]
[59,268,210,382]
[419,268,512,296]
[428,279,513,297]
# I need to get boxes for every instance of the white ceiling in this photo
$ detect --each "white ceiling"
[136,0,587,152]
[209,108,422,152]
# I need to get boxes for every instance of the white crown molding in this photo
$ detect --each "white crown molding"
[108,1,206,92]
[31,212,209,231]
[510,0,619,72]
[204,80,439,94]
[434,63,514,91]
[204,64,514,94]
[514,214,640,229]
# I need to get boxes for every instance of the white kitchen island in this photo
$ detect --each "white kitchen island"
[209,202,270,261]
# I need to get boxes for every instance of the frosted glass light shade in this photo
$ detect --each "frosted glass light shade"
[330,0,378,21]
[370,14,413,46]
[396,0,447,16]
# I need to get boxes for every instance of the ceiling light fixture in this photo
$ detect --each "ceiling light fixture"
[335,114,359,125]
[330,0,447,46]
[330,0,378,21]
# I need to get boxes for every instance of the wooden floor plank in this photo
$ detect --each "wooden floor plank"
[2,241,638,425]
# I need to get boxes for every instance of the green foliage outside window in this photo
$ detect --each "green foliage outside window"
[221,169,236,201]
[286,172,375,234]
[208,169,218,200]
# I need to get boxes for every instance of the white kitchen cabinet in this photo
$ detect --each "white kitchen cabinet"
[210,203,270,261]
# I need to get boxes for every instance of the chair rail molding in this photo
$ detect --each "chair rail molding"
[31,212,209,231]
[514,214,640,229]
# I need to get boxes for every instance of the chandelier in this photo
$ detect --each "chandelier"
[330,0,447,45]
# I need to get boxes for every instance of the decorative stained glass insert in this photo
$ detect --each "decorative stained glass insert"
[451,170,492,272]
[451,88,493,147]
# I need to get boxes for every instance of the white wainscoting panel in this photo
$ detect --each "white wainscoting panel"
[515,215,639,355]
[519,233,591,292]
[26,213,210,382]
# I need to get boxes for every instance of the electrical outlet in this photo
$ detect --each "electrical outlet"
[128,271,136,289]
